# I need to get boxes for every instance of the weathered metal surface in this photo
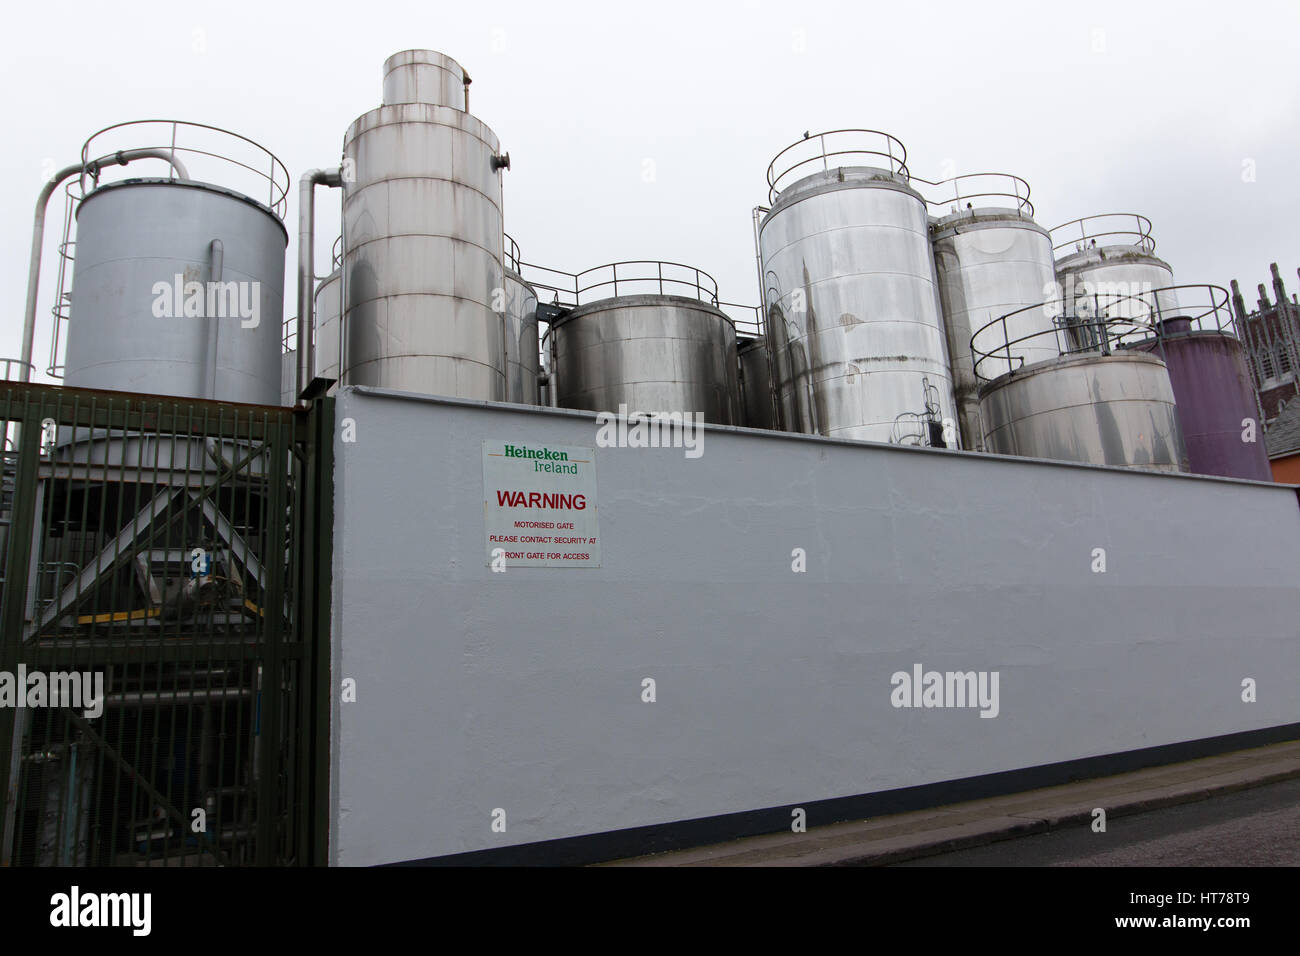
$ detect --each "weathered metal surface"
[1134,323,1272,479]
[340,52,506,400]
[737,337,775,429]
[551,294,738,423]
[63,180,286,405]
[760,167,958,444]
[978,351,1189,471]
[931,208,1057,451]
[503,269,540,405]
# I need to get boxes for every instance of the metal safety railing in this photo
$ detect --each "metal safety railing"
[1106,284,1237,349]
[0,382,333,866]
[717,302,763,338]
[46,180,83,380]
[917,172,1035,218]
[767,129,910,203]
[1102,283,1265,424]
[764,132,1034,219]
[80,120,290,220]
[518,259,721,309]
[1049,213,1156,256]
[1,360,36,383]
[283,315,297,355]
[282,238,344,357]
[43,122,291,384]
[504,233,522,273]
[970,290,1157,382]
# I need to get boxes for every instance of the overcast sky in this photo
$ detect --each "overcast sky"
[3,0,1298,383]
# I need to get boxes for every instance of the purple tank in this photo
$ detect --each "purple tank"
[1138,318,1271,480]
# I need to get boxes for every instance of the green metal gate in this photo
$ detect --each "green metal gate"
[0,383,332,866]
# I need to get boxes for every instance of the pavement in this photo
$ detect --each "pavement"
[601,739,1300,866]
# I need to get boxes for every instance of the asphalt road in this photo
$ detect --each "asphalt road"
[894,777,1300,866]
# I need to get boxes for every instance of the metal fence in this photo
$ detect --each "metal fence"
[0,383,332,866]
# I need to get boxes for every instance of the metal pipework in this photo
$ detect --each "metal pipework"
[296,168,343,401]
[19,149,189,383]
[751,205,780,431]
[104,686,252,707]
[204,239,224,400]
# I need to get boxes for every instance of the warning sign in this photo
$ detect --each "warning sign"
[483,440,600,568]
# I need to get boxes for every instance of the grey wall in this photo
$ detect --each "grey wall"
[329,385,1300,866]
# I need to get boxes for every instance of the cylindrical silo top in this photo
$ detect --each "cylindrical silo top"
[929,205,1048,243]
[925,173,1038,235]
[382,49,467,108]
[1049,213,1159,260]
[766,129,910,204]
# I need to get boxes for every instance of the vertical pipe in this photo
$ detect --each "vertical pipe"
[296,169,343,402]
[19,150,188,384]
[548,325,558,408]
[204,240,224,400]
[752,206,781,431]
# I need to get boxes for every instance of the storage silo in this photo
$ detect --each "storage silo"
[1122,286,1272,480]
[281,267,342,405]
[340,50,510,399]
[737,336,775,429]
[929,175,1057,451]
[502,235,540,405]
[315,268,342,383]
[281,348,296,406]
[62,122,288,405]
[758,130,958,446]
[1051,214,1179,331]
[549,262,738,424]
[971,299,1189,472]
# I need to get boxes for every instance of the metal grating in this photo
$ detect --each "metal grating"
[0,383,332,866]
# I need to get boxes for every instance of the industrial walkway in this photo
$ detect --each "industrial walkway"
[602,740,1300,866]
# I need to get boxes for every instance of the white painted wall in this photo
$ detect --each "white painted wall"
[329,386,1300,865]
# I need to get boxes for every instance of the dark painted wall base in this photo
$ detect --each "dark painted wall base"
[383,721,1300,867]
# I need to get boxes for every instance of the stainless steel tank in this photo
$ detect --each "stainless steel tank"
[281,348,296,406]
[502,268,539,405]
[552,293,738,424]
[314,268,341,383]
[280,268,341,406]
[63,179,286,403]
[1051,214,1178,330]
[737,337,775,429]
[930,178,1057,451]
[759,131,958,445]
[340,50,508,399]
[977,351,1187,471]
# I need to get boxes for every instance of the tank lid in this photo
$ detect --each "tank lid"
[1049,213,1156,256]
[764,166,922,219]
[766,129,909,203]
[929,205,1047,241]
[1053,244,1174,274]
[555,293,734,330]
[75,177,289,242]
[382,50,467,109]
